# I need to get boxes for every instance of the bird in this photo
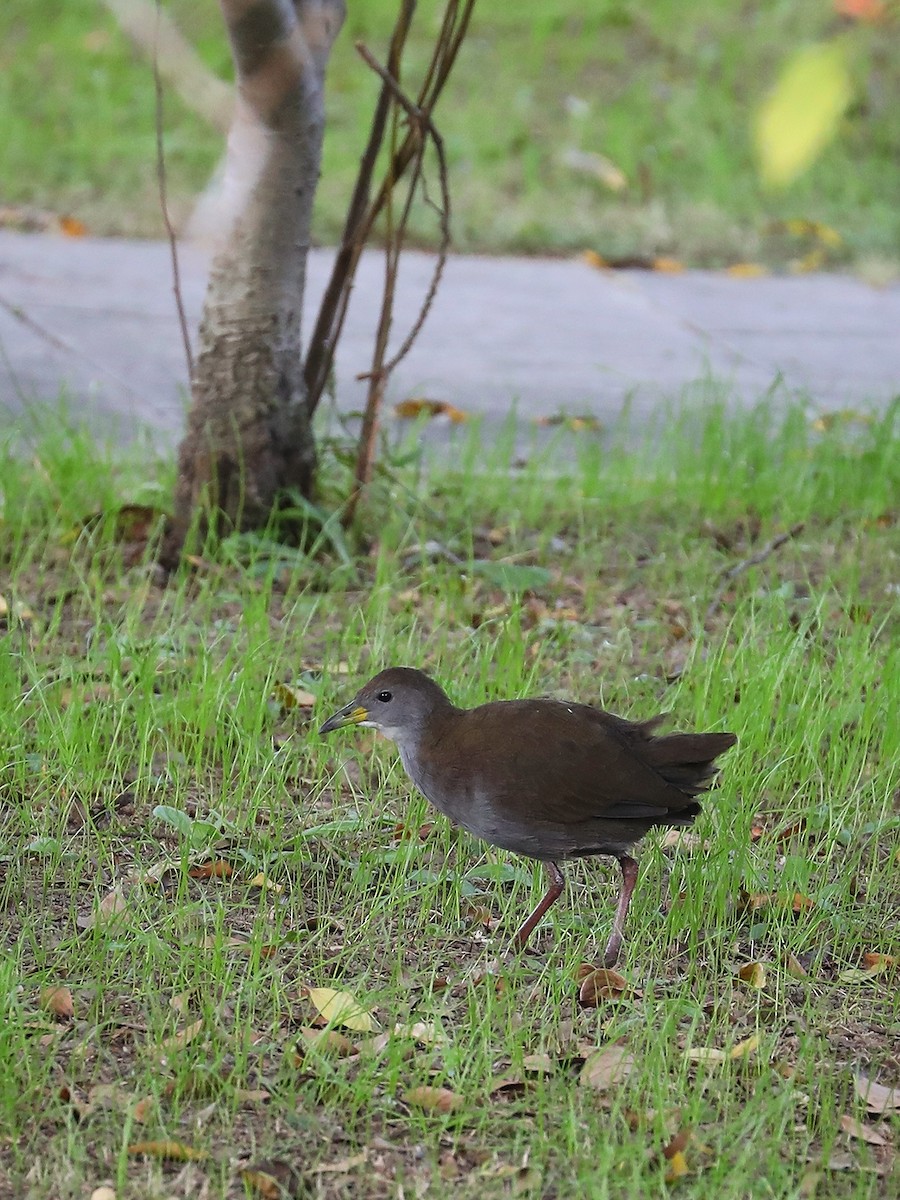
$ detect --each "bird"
[319,667,737,965]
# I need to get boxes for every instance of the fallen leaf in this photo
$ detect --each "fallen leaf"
[188,859,234,880]
[393,1021,446,1048]
[394,398,468,423]
[404,1086,464,1113]
[89,1189,117,1200]
[665,1150,690,1181]
[521,1053,555,1076]
[784,952,808,978]
[862,952,897,972]
[59,215,87,237]
[834,0,886,23]
[241,1169,283,1198]
[579,1045,635,1091]
[730,1034,761,1060]
[306,987,377,1033]
[312,1153,369,1173]
[296,1027,357,1057]
[131,1096,154,1123]
[78,887,128,930]
[127,1140,208,1162]
[739,890,813,914]
[737,962,767,989]
[686,1047,728,1064]
[578,968,629,1005]
[726,262,769,278]
[249,872,283,893]
[582,249,608,270]
[839,1114,889,1146]
[854,1073,900,1114]
[157,1019,204,1055]
[272,681,317,710]
[40,985,74,1021]
[652,256,684,273]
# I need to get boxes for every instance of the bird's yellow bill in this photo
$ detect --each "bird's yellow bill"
[319,704,369,734]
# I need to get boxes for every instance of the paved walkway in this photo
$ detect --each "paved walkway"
[1,230,898,450]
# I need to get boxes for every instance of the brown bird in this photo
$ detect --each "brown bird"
[319,668,736,965]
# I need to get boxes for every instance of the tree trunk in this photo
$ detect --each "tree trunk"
[165,0,345,559]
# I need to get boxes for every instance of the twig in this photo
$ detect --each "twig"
[341,39,453,527]
[706,522,806,620]
[305,0,476,419]
[352,42,451,380]
[154,0,193,378]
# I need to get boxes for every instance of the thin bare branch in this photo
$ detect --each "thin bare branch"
[706,522,806,620]
[153,1,193,378]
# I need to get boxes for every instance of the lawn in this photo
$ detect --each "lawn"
[1,0,899,268]
[1,400,898,1197]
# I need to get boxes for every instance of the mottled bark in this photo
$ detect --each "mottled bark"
[165,0,344,560]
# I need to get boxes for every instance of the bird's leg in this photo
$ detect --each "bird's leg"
[512,861,565,951]
[603,855,639,968]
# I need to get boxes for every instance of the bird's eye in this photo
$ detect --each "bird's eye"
[376,690,392,703]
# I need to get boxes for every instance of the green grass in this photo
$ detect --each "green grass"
[1,399,898,1197]
[2,1,899,267]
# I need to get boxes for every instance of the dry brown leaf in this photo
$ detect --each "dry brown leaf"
[839,1114,889,1146]
[241,1169,283,1199]
[131,1096,154,1123]
[739,890,814,914]
[312,1153,369,1174]
[579,1045,635,1091]
[521,1053,555,1076]
[40,985,74,1021]
[158,1018,204,1055]
[737,962,767,989]
[854,1073,900,1114]
[404,1086,465,1113]
[862,952,897,972]
[394,398,468,423]
[296,1027,357,1058]
[578,968,629,1005]
[188,859,234,880]
[653,256,684,273]
[59,215,87,237]
[306,986,377,1033]
[784,952,808,978]
[79,886,128,930]
[127,1140,208,1162]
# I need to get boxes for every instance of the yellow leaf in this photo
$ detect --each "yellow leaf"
[730,1034,761,1060]
[755,42,853,187]
[581,249,608,270]
[306,987,377,1033]
[652,256,684,274]
[127,1140,208,1162]
[271,681,316,709]
[394,398,468,423]
[726,263,769,278]
[249,872,283,893]
[737,962,767,989]
[665,1150,690,1182]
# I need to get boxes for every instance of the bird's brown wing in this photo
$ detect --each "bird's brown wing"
[453,699,730,825]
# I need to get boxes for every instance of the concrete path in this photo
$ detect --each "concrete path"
[1,230,898,451]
